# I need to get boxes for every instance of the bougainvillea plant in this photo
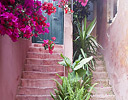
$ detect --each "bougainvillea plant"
[0,0,88,53]
[56,0,74,14]
[43,37,56,54]
[55,0,88,14]
[0,0,56,54]
[0,0,56,42]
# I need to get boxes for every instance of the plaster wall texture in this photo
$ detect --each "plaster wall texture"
[97,0,128,100]
[64,14,73,61]
[0,35,31,100]
[64,14,73,75]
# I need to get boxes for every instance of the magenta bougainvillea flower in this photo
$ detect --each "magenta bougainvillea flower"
[0,0,56,42]
[43,39,49,44]
[42,39,55,54]
[46,23,50,27]
[0,0,57,54]
[10,0,15,4]
[79,0,88,6]
[51,37,56,41]
[44,28,49,33]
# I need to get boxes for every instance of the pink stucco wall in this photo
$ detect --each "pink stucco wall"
[0,35,31,100]
[64,14,73,61]
[64,14,73,76]
[97,0,128,100]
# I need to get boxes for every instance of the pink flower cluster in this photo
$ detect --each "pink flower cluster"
[0,2,19,41]
[54,0,88,14]
[78,0,88,6]
[43,37,56,54]
[57,0,74,14]
[42,2,56,16]
[0,0,56,42]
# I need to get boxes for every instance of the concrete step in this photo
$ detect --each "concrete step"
[21,79,61,87]
[16,95,53,100]
[93,72,108,79]
[27,52,62,59]
[28,47,63,54]
[94,55,103,59]
[24,64,64,72]
[91,95,116,100]
[95,64,105,68]
[92,79,110,87]
[92,55,116,100]
[22,71,64,79]
[16,44,64,100]
[32,43,64,49]
[95,67,106,72]
[92,87,113,95]
[18,87,54,95]
[26,58,62,65]
[96,60,104,65]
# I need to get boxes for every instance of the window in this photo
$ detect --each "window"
[107,0,118,23]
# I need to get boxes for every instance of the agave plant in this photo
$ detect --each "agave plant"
[74,16,100,58]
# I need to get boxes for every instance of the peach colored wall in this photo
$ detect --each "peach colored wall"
[0,35,31,100]
[97,0,128,100]
[64,14,73,76]
[64,14,73,61]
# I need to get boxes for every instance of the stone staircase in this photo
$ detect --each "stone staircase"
[16,43,64,100]
[91,56,116,100]
[16,45,116,100]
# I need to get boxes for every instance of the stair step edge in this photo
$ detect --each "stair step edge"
[23,71,64,73]
[16,94,52,97]
[25,64,63,67]
[18,86,56,89]
[92,94,115,97]
[27,52,62,54]
[26,58,63,60]
[94,87,112,89]
[21,78,62,80]
[31,43,64,47]
[29,47,64,50]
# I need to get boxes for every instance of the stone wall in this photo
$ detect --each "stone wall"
[97,0,128,100]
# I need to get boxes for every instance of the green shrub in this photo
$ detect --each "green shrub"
[50,53,97,100]
[51,73,97,100]
[74,16,101,60]
[58,53,93,77]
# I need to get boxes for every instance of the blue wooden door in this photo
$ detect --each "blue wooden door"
[32,0,64,44]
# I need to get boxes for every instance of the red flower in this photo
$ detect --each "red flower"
[34,16,38,21]
[71,10,74,13]
[49,49,53,54]
[51,37,56,41]
[65,8,68,14]
[58,5,61,7]
[41,2,56,15]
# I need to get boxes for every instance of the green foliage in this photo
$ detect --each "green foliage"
[51,73,97,100]
[50,15,100,99]
[74,16,100,59]
[73,0,97,53]
[50,50,98,100]
[58,53,93,77]
[73,0,97,24]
